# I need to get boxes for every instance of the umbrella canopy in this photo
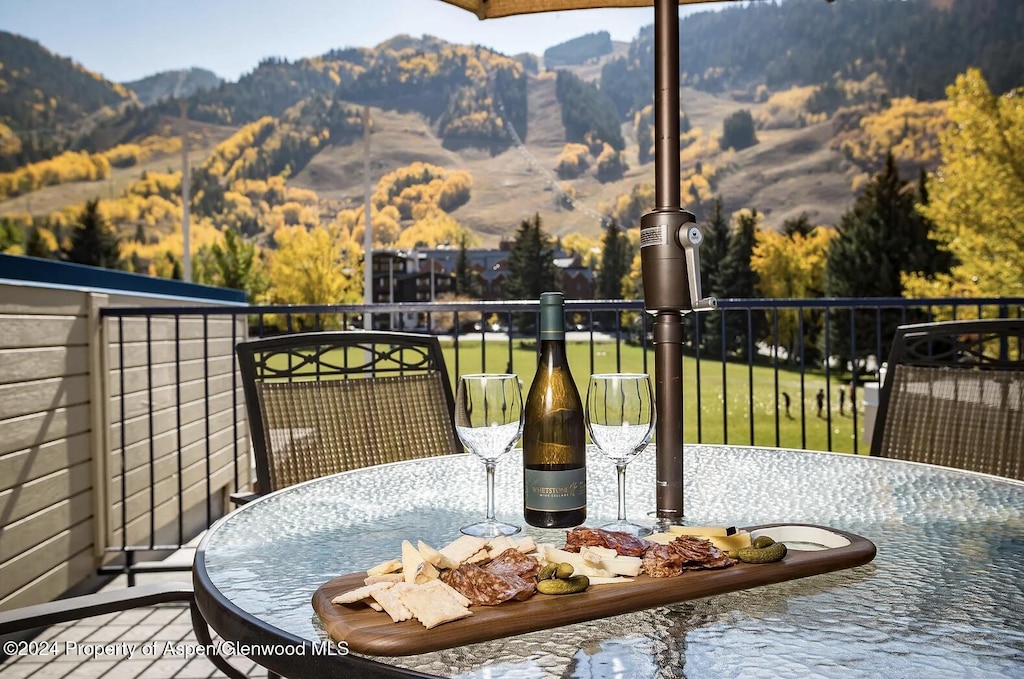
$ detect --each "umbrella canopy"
[440,0,733,20]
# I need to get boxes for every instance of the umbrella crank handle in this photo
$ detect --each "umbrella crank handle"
[678,224,718,312]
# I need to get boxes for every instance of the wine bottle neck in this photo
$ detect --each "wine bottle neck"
[538,339,569,368]
[538,296,565,341]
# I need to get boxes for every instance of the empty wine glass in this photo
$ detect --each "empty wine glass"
[455,373,524,537]
[586,373,655,537]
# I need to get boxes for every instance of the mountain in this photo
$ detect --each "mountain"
[601,0,1024,119]
[0,31,133,167]
[0,0,1021,263]
[123,68,223,106]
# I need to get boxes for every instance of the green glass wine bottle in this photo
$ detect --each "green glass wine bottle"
[523,292,587,528]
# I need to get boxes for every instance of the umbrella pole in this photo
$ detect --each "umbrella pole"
[641,0,716,530]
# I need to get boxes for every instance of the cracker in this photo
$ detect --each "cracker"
[366,558,402,576]
[399,584,472,629]
[438,535,489,564]
[514,535,537,553]
[364,573,403,585]
[487,536,516,558]
[371,583,414,622]
[465,548,490,564]
[332,581,393,605]
[419,578,471,608]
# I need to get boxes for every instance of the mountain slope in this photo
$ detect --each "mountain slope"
[123,68,223,106]
[0,31,132,132]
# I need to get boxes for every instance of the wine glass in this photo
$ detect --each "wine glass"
[455,374,524,537]
[586,373,655,537]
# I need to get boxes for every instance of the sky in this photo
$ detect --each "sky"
[1,0,727,84]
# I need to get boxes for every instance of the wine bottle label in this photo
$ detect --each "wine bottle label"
[524,468,587,512]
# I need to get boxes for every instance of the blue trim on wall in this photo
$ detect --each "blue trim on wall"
[0,254,246,303]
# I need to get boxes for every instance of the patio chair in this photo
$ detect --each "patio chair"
[871,319,1024,480]
[0,582,246,678]
[235,331,462,499]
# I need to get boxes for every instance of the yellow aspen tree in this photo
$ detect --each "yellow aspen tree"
[905,69,1024,298]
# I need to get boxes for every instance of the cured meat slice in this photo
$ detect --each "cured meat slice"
[642,535,735,578]
[564,528,651,557]
[484,548,541,581]
[440,563,535,606]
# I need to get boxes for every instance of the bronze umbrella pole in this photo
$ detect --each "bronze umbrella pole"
[435,0,732,526]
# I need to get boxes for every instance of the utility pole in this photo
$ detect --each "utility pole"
[180,100,191,282]
[363,106,373,330]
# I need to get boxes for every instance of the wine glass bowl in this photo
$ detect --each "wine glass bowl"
[586,373,655,537]
[455,373,524,537]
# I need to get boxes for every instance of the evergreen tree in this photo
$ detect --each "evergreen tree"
[712,208,761,358]
[65,199,122,269]
[700,198,730,298]
[454,235,480,298]
[25,228,53,258]
[505,213,556,333]
[596,218,632,331]
[782,213,814,238]
[824,151,950,363]
[596,219,631,300]
[697,198,731,354]
[505,213,556,301]
[720,110,758,151]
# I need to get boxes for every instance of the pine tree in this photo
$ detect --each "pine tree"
[65,199,122,269]
[454,235,479,298]
[700,198,730,298]
[596,219,630,299]
[25,228,53,258]
[505,213,556,333]
[695,198,731,355]
[505,213,556,301]
[824,151,950,363]
[712,208,761,358]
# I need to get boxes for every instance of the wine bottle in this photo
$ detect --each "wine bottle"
[523,292,587,528]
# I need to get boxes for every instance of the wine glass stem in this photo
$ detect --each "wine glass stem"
[485,461,497,522]
[616,462,628,522]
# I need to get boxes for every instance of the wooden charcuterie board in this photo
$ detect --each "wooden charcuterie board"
[311,524,875,656]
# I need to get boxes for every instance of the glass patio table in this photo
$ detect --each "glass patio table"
[194,445,1024,678]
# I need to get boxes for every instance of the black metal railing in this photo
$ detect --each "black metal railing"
[97,296,1024,577]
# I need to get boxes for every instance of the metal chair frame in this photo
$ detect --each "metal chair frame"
[871,318,1024,479]
[0,582,246,678]
[236,331,462,498]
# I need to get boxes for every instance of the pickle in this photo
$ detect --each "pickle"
[555,563,575,579]
[537,575,590,595]
[537,563,558,581]
[737,542,787,564]
[752,535,776,549]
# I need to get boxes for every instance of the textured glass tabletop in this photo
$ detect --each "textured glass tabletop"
[199,445,1024,678]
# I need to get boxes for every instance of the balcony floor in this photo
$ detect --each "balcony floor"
[0,570,268,679]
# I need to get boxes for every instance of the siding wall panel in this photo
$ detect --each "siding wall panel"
[0,282,250,610]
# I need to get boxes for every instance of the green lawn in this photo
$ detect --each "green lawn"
[442,339,870,455]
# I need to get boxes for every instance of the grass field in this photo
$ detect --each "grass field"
[442,339,870,455]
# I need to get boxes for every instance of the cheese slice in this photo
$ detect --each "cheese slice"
[667,525,733,538]
[402,540,425,585]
